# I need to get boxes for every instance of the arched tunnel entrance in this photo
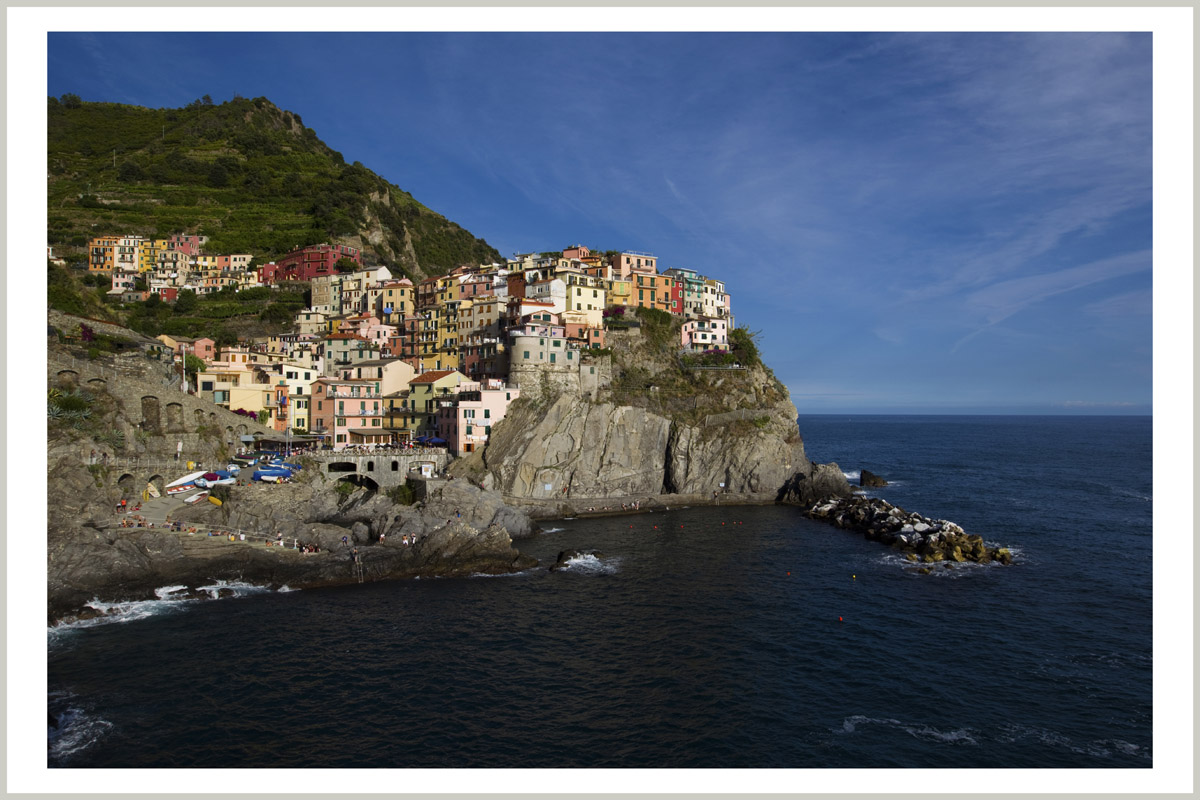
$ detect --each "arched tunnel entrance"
[336,475,379,492]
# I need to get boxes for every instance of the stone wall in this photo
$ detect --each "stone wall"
[48,348,277,463]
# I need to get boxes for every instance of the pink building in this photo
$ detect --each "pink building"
[563,321,606,350]
[310,377,387,449]
[167,234,206,256]
[435,379,521,455]
[681,317,729,352]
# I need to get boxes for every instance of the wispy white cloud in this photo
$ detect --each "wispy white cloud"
[950,249,1150,351]
[1082,289,1152,318]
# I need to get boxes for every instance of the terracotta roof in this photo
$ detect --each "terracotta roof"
[410,370,459,384]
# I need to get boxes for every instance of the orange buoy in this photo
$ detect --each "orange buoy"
[839,617,843,622]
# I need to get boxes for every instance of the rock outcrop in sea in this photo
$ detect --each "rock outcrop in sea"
[805,495,1014,569]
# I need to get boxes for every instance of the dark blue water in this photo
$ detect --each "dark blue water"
[48,415,1152,768]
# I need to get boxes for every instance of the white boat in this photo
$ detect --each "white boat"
[183,490,210,505]
[166,470,208,495]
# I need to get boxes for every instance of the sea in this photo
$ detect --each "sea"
[46,415,1154,772]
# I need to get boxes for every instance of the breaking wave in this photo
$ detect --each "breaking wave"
[48,691,113,765]
[556,553,619,575]
[49,582,283,645]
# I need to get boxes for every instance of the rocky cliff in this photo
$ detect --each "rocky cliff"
[453,316,853,507]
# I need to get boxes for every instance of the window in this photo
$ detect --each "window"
[523,350,530,360]
[484,409,491,419]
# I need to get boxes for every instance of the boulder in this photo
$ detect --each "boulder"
[860,469,888,488]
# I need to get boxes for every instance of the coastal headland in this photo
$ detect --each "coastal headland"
[46,301,1004,627]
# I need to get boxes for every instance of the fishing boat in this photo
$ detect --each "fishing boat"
[165,470,208,495]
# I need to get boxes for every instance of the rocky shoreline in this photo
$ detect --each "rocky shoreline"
[805,495,1014,570]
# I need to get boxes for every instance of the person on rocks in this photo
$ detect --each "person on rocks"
[351,547,359,563]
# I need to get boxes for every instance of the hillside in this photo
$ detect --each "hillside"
[47,94,502,279]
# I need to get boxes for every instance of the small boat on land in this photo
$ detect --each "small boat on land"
[195,471,237,488]
[166,471,208,495]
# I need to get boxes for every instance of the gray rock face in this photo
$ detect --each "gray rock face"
[476,388,851,503]
[480,395,672,498]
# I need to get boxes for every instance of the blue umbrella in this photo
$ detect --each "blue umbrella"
[428,437,448,445]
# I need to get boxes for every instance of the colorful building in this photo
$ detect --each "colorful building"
[435,379,521,454]
[310,377,387,449]
[260,243,362,284]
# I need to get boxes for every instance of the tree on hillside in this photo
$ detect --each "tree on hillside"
[335,257,359,274]
[184,353,206,377]
[60,93,82,108]
[174,289,198,314]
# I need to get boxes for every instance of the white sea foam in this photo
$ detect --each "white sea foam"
[557,553,619,575]
[469,568,539,579]
[48,697,114,763]
[997,725,1150,760]
[842,469,860,481]
[50,582,285,642]
[193,579,274,599]
[839,715,978,745]
[540,527,565,534]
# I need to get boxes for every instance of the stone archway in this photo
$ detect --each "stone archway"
[194,409,207,427]
[327,461,357,474]
[366,460,375,472]
[88,377,107,391]
[391,460,400,472]
[57,370,79,388]
[338,475,379,492]
[147,474,165,496]
[141,396,161,433]
[165,402,184,432]
[117,473,136,497]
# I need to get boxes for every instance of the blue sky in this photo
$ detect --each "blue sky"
[46,30,1155,414]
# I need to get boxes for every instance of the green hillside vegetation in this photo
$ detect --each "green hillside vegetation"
[603,306,781,425]
[48,94,502,279]
[47,260,308,342]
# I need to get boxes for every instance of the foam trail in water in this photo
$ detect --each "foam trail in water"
[842,470,860,481]
[839,715,979,745]
[540,527,565,534]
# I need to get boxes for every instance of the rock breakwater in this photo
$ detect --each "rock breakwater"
[805,496,1013,570]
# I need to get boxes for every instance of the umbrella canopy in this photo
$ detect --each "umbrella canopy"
[428,437,448,445]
